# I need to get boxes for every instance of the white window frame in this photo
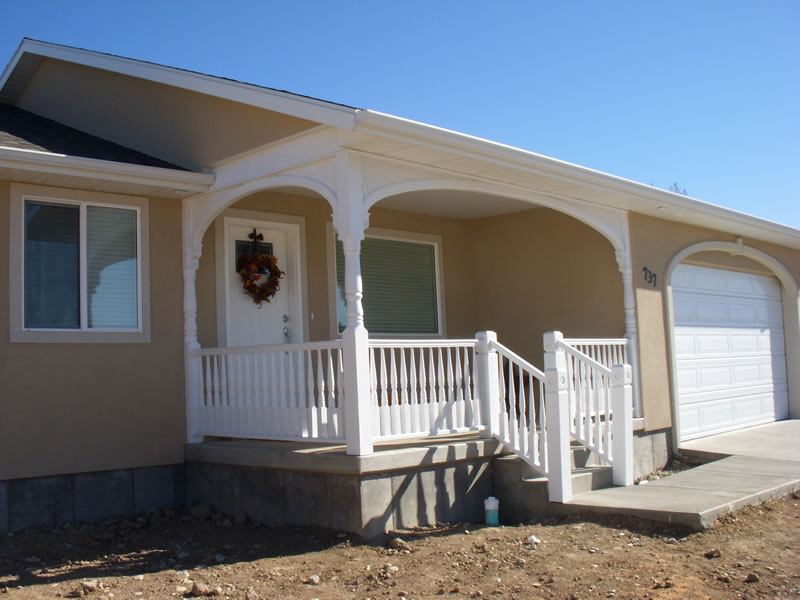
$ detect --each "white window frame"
[9,183,151,343]
[326,223,446,339]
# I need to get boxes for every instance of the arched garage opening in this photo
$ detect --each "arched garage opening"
[665,242,800,444]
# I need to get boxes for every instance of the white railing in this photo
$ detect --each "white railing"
[563,338,627,373]
[545,331,633,500]
[560,343,614,462]
[191,340,346,442]
[368,340,480,441]
[488,340,548,476]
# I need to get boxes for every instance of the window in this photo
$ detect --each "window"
[10,184,150,343]
[334,233,441,335]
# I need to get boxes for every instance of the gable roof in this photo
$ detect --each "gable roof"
[0,104,186,170]
[0,38,359,129]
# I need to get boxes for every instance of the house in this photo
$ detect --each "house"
[1,39,798,537]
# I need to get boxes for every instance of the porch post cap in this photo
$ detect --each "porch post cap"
[542,331,564,351]
[612,364,633,384]
[475,330,497,350]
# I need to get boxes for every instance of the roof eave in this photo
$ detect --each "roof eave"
[0,146,215,191]
[355,109,800,246]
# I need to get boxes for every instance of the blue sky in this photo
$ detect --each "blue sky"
[2,1,798,227]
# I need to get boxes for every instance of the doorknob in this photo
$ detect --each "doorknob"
[283,326,290,338]
[283,314,289,323]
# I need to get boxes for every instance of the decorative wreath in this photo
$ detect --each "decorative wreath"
[238,253,284,308]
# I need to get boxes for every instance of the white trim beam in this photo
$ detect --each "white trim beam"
[0,146,214,191]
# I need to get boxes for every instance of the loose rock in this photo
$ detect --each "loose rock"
[527,535,542,546]
[191,582,215,596]
[307,575,321,585]
[389,538,412,551]
[244,587,260,600]
[744,573,760,583]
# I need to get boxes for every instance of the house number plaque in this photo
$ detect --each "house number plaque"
[642,267,657,287]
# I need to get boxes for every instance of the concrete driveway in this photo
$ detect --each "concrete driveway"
[565,419,800,529]
[680,419,800,463]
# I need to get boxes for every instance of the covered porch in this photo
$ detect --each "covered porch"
[181,142,641,506]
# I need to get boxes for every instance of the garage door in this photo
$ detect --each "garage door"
[672,263,788,441]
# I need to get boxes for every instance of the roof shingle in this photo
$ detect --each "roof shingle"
[0,104,189,171]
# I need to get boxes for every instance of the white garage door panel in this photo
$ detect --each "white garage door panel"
[673,264,788,441]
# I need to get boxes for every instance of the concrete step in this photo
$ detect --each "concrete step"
[520,466,613,495]
[493,454,614,523]
[570,444,605,469]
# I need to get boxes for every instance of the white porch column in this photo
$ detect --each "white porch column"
[616,241,643,418]
[335,152,373,456]
[183,234,203,443]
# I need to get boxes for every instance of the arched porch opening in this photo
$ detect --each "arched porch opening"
[364,187,627,366]
[193,184,336,349]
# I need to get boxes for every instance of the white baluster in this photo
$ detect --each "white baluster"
[445,347,455,431]
[326,349,336,439]
[378,348,390,437]
[454,347,465,430]
[463,347,475,429]
[408,348,419,434]
[427,349,438,433]
[507,356,517,451]
[314,349,326,437]
[399,349,410,436]
[389,348,400,436]
[418,348,430,433]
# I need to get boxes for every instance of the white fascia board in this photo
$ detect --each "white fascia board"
[2,40,359,129]
[355,110,800,247]
[0,39,26,89]
[0,146,214,191]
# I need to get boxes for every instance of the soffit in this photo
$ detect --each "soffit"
[13,58,321,171]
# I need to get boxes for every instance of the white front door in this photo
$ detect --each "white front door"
[220,216,303,347]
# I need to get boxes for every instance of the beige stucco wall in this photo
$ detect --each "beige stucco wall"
[18,59,318,170]
[197,192,623,369]
[0,180,186,481]
[629,213,800,432]
[470,208,624,362]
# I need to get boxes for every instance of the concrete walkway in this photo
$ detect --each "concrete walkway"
[564,420,800,530]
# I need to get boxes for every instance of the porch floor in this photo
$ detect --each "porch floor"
[185,432,505,475]
[564,420,800,530]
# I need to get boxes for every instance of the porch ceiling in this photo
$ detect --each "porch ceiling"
[376,189,536,219]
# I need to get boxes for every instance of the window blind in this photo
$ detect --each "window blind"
[86,206,138,329]
[336,236,439,334]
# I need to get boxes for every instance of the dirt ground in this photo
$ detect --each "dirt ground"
[1,492,798,600]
